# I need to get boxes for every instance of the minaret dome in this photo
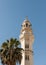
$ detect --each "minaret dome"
[21,18,32,29]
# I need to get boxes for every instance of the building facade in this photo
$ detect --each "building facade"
[19,18,34,65]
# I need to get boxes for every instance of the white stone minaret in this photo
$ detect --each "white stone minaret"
[19,18,34,65]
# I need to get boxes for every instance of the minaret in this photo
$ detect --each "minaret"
[19,18,34,65]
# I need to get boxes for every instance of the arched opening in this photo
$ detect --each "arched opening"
[26,23,28,27]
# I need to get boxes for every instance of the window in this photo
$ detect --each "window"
[26,23,28,27]
[25,55,29,60]
[25,44,29,48]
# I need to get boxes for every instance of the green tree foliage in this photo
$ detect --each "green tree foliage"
[0,38,23,65]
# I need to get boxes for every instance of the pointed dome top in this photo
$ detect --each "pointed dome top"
[22,17,32,26]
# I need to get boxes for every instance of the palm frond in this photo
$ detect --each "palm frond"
[2,42,8,49]
[0,38,23,65]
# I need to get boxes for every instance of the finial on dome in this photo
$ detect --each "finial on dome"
[25,16,28,20]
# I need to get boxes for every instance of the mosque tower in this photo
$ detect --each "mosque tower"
[19,18,34,65]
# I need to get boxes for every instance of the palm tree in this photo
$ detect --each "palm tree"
[0,38,23,65]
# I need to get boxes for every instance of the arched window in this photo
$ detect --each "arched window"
[26,23,28,27]
[25,44,29,48]
[25,55,29,60]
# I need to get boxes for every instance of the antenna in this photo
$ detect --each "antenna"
[25,16,28,20]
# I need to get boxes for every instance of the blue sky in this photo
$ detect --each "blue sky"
[0,0,46,65]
